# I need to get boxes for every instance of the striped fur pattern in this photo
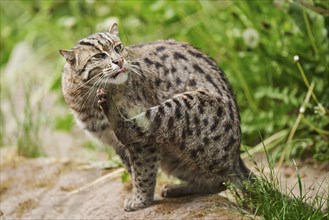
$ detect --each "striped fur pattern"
[60,23,252,211]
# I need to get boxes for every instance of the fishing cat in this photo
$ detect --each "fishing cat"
[60,23,252,211]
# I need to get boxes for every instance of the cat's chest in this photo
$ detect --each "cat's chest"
[74,108,109,133]
[115,98,149,119]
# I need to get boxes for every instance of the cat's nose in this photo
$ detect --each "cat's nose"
[113,58,123,68]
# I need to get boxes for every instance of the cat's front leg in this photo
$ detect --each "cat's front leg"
[96,89,132,173]
[97,88,121,126]
[123,143,160,211]
[97,88,148,145]
[97,88,130,137]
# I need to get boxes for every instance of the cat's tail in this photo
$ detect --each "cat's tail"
[233,157,256,187]
[236,157,258,197]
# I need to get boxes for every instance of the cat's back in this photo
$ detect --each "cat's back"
[127,40,235,102]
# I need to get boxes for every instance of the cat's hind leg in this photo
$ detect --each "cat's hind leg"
[160,181,226,198]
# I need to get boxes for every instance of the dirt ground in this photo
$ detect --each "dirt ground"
[0,147,250,220]
[1,146,328,220]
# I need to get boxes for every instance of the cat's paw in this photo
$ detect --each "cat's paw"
[160,184,191,197]
[124,196,151,212]
[160,184,180,197]
[97,88,109,113]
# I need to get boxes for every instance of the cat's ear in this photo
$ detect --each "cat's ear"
[109,23,119,36]
[59,49,76,65]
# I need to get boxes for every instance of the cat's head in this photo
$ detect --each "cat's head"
[59,23,129,85]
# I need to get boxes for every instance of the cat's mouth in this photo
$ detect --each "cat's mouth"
[110,67,126,78]
[102,67,126,79]
[104,66,129,85]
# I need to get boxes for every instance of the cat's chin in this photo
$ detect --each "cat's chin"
[108,71,128,85]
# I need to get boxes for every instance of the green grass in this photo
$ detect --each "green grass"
[229,144,328,220]
[7,84,44,157]
[0,1,328,160]
[235,172,328,219]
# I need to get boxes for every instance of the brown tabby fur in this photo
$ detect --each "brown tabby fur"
[60,23,253,211]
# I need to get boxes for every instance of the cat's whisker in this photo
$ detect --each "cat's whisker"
[78,67,122,107]
[86,78,102,107]
[72,66,119,96]
[129,65,153,79]
[70,71,104,95]
[80,73,107,106]
[129,57,145,63]
[129,66,143,77]
[79,78,100,108]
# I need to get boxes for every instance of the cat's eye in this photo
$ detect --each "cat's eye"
[93,53,108,59]
[114,44,123,53]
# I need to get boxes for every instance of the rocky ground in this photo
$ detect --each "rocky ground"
[1,146,328,220]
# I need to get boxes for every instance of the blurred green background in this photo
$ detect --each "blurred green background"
[1,0,328,162]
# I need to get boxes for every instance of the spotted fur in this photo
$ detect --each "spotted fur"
[60,23,252,212]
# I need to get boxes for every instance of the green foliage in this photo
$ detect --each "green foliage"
[236,175,327,220]
[1,1,328,161]
[54,114,74,131]
[229,145,328,219]
[121,170,131,183]
[83,140,121,162]
[9,86,44,157]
